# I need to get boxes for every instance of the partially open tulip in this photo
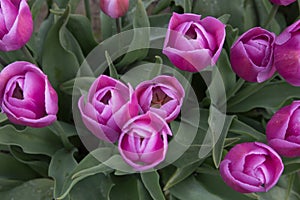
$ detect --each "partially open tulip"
[220,142,284,193]
[230,27,276,82]
[135,75,184,122]
[274,19,300,86]
[119,111,172,171]
[163,13,226,72]
[100,0,129,18]
[269,0,296,6]
[78,75,138,143]
[0,61,58,127]
[266,100,300,157]
[0,0,33,51]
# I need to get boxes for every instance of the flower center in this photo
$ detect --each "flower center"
[100,91,111,105]
[151,88,172,108]
[185,25,197,40]
[12,83,23,100]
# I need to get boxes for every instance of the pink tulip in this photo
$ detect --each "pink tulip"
[78,75,138,143]
[163,13,226,72]
[230,27,276,82]
[274,19,300,86]
[119,111,172,171]
[100,0,129,18]
[266,100,300,157]
[269,0,296,6]
[0,0,33,51]
[134,75,184,122]
[0,61,58,127]
[220,142,284,193]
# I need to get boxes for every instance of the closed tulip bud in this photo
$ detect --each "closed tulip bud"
[100,0,129,18]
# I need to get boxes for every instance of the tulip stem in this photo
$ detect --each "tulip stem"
[116,18,121,33]
[51,121,73,150]
[21,46,37,66]
[84,0,91,21]
[298,0,300,13]
[263,4,279,29]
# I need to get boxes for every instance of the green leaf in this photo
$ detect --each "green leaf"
[0,113,7,123]
[100,12,116,40]
[0,153,39,181]
[69,174,114,200]
[228,81,300,113]
[243,0,258,30]
[116,0,150,67]
[141,171,166,200]
[229,118,266,142]
[258,186,300,200]
[216,50,236,97]
[164,162,201,190]
[225,24,239,50]
[218,14,231,24]
[31,0,46,21]
[195,173,254,200]
[49,149,78,198]
[152,0,171,14]
[0,178,54,200]
[169,176,222,200]
[9,146,49,177]
[106,51,120,79]
[60,77,96,95]
[0,125,63,156]
[67,15,98,56]
[211,110,234,168]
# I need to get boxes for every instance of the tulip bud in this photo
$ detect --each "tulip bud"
[274,19,300,86]
[0,0,33,51]
[100,0,129,18]
[269,0,296,6]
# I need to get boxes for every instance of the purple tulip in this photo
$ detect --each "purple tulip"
[269,0,296,6]
[266,101,300,157]
[78,75,138,143]
[100,0,129,18]
[230,27,276,82]
[134,75,184,122]
[0,61,58,127]
[163,13,226,72]
[274,19,300,86]
[0,0,33,51]
[119,111,172,171]
[220,142,284,193]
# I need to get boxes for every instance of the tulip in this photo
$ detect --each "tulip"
[100,0,129,18]
[266,100,300,157]
[274,19,300,86]
[134,75,184,122]
[119,111,172,171]
[78,75,138,143]
[269,0,296,6]
[0,0,33,51]
[230,27,276,82]
[220,142,284,193]
[0,61,58,127]
[163,13,226,72]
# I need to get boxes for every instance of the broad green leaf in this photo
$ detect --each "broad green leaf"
[243,0,258,30]
[149,13,172,28]
[225,24,239,50]
[60,77,96,95]
[67,15,98,56]
[212,111,234,168]
[0,113,7,123]
[195,173,254,200]
[0,178,54,200]
[152,0,171,14]
[0,178,23,192]
[258,186,300,200]
[218,14,231,24]
[57,148,113,199]
[116,0,150,67]
[9,146,49,177]
[216,50,236,97]
[192,0,245,31]
[100,12,116,40]
[110,175,148,200]
[0,153,39,181]
[0,125,63,156]
[69,174,114,200]
[169,176,222,200]
[106,51,119,79]
[229,118,266,142]
[141,171,165,200]
[49,149,78,198]
[227,81,300,113]
[31,0,46,20]
[164,162,201,190]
